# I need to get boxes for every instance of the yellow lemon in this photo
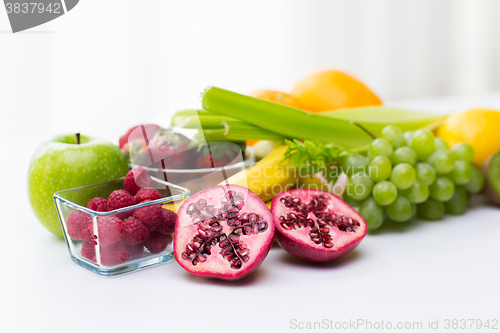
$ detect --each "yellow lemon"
[437,108,500,166]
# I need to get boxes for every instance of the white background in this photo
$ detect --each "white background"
[1,0,500,143]
[1,1,500,332]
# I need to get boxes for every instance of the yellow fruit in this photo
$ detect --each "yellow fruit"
[290,69,382,113]
[298,176,331,192]
[437,108,500,166]
[220,145,296,202]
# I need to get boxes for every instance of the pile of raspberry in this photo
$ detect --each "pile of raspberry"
[66,167,177,266]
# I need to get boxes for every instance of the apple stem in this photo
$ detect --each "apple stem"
[76,133,80,144]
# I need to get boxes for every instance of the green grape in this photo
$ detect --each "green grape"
[369,138,394,159]
[400,181,429,203]
[368,155,392,182]
[445,186,470,215]
[342,192,361,207]
[403,131,414,146]
[464,165,485,194]
[372,181,398,206]
[415,162,436,186]
[451,142,475,163]
[392,146,417,166]
[387,196,413,222]
[410,202,417,219]
[434,137,449,150]
[381,125,405,148]
[359,197,385,229]
[449,160,473,185]
[346,171,374,201]
[429,176,455,202]
[426,149,456,175]
[390,163,416,190]
[411,129,435,161]
[417,198,445,220]
[341,153,369,177]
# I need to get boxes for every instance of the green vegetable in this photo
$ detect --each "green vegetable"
[172,109,286,142]
[322,106,446,134]
[281,139,347,184]
[202,87,374,148]
[201,127,285,142]
[201,87,446,149]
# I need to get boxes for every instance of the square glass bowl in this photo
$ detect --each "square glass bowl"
[53,177,190,276]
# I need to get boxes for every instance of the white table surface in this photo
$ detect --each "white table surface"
[3,94,500,333]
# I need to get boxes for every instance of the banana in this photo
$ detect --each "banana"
[220,145,297,202]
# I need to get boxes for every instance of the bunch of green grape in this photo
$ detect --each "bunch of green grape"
[342,125,485,230]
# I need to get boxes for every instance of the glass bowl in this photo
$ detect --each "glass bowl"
[53,177,190,276]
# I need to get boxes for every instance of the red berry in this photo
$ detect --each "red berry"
[144,231,172,254]
[119,124,160,149]
[100,242,130,266]
[157,208,176,235]
[66,210,91,241]
[132,203,162,231]
[81,242,96,262]
[148,129,192,169]
[108,190,137,210]
[122,216,150,246]
[88,216,124,247]
[135,188,162,202]
[123,167,153,196]
[87,197,108,212]
[107,190,137,219]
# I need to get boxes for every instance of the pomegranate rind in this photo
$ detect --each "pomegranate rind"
[271,189,367,263]
[174,184,274,281]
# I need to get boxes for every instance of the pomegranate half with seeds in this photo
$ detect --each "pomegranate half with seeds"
[271,189,367,263]
[174,184,274,281]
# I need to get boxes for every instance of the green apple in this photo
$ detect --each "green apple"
[28,134,129,237]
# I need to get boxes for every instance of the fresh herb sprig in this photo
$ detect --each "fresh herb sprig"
[281,139,348,184]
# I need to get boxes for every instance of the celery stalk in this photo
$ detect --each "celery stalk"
[202,128,286,142]
[322,106,446,135]
[172,108,286,141]
[202,87,373,148]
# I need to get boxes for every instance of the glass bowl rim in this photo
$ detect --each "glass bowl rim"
[131,145,254,174]
[53,176,190,217]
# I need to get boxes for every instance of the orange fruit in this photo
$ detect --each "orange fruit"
[437,108,500,166]
[246,90,302,146]
[290,69,382,113]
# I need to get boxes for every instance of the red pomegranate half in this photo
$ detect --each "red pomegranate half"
[271,189,367,263]
[174,184,274,281]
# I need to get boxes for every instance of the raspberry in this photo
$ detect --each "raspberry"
[157,208,176,235]
[81,242,96,262]
[107,190,137,219]
[87,197,108,212]
[132,203,162,231]
[122,216,150,245]
[88,216,124,247]
[66,210,91,241]
[123,167,153,196]
[144,231,172,254]
[135,188,162,202]
[125,243,144,256]
[100,242,130,266]
[107,190,137,210]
